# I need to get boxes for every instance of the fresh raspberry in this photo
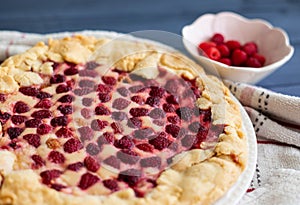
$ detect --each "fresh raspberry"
[149,108,165,119]
[181,135,197,148]
[149,134,171,150]
[50,184,66,191]
[166,95,178,104]
[7,127,24,139]
[55,127,73,138]
[67,162,84,171]
[131,95,144,105]
[117,149,139,164]
[112,98,131,110]
[146,96,160,107]
[242,42,258,56]
[118,169,141,187]
[56,84,72,94]
[81,108,91,119]
[79,79,95,88]
[50,116,68,127]
[48,151,65,164]
[40,169,62,185]
[167,115,180,124]
[36,91,52,99]
[129,85,145,93]
[231,49,247,66]
[98,93,111,103]
[84,156,100,172]
[127,117,142,128]
[226,40,241,51]
[0,94,6,102]
[176,107,193,121]
[97,132,115,146]
[82,97,93,106]
[19,87,39,97]
[140,156,161,168]
[11,115,27,125]
[63,138,83,153]
[204,47,221,61]
[91,119,109,131]
[78,173,99,190]
[57,105,73,115]
[95,105,111,115]
[253,53,266,65]
[50,74,66,84]
[112,112,127,121]
[111,122,123,134]
[211,33,225,44]
[96,84,112,94]
[37,124,52,135]
[78,126,94,142]
[14,101,30,113]
[136,143,154,152]
[114,136,134,149]
[245,57,262,68]
[64,67,78,75]
[0,112,11,124]
[23,134,41,148]
[103,179,119,191]
[58,94,74,103]
[198,41,216,52]
[34,99,52,109]
[31,110,52,119]
[103,156,120,169]
[149,86,165,97]
[25,119,42,128]
[102,76,117,85]
[202,109,212,122]
[31,154,45,169]
[165,124,181,138]
[86,143,100,156]
[162,103,175,113]
[218,58,232,66]
[133,128,153,139]
[129,108,149,117]
[117,87,130,97]
[216,44,230,57]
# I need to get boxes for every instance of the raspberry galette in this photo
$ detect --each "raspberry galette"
[0,35,247,205]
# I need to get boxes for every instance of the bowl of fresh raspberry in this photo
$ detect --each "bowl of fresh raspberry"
[182,12,294,84]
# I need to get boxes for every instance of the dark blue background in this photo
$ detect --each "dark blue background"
[0,0,299,96]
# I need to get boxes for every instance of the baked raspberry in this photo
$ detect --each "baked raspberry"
[129,85,145,93]
[129,108,149,117]
[134,128,153,139]
[23,134,41,148]
[50,116,68,127]
[14,101,30,113]
[34,99,52,109]
[0,112,11,124]
[111,122,123,134]
[111,111,127,122]
[114,136,134,149]
[25,118,42,128]
[165,124,180,138]
[19,87,39,97]
[97,132,115,146]
[11,115,27,125]
[131,95,144,105]
[63,138,83,153]
[98,93,111,103]
[204,47,221,61]
[166,95,178,104]
[67,162,84,171]
[127,117,142,128]
[112,98,131,110]
[55,127,73,138]
[117,149,139,164]
[96,84,111,94]
[118,169,141,186]
[95,105,111,115]
[163,103,175,113]
[146,96,160,107]
[149,86,165,97]
[37,124,52,135]
[78,173,99,190]
[136,143,154,152]
[0,94,6,102]
[84,156,100,172]
[102,76,117,85]
[219,58,232,66]
[36,91,52,99]
[231,49,247,66]
[226,40,241,51]
[56,84,71,94]
[167,115,180,124]
[149,134,171,150]
[31,154,45,169]
[140,156,161,168]
[40,169,62,185]
[216,44,230,57]
[211,33,224,44]
[242,42,257,56]
[103,179,119,191]
[117,87,130,97]
[7,127,24,139]
[51,184,66,191]
[149,108,165,119]
[48,151,65,164]
[31,110,52,119]
[86,143,100,156]
[64,67,78,75]
[103,156,120,169]
[58,105,73,115]
[58,95,74,103]
[50,74,66,84]
[246,57,262,68]
[91,119,109,131]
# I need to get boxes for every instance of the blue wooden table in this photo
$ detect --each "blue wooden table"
[0,0,299,96]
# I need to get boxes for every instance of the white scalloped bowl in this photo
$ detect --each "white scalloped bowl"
[182,12,294,84]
